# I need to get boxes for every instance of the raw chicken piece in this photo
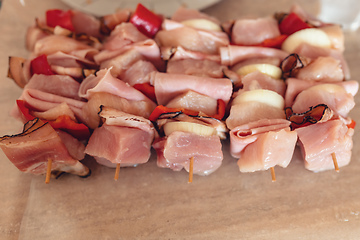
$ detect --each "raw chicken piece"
[153,131,223,176]
[85,107,155,167]
[229,119,297,172]
[296,119,354,172]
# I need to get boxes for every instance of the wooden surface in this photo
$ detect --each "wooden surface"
[1,0,359,239]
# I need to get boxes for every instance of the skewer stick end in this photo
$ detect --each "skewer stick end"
[45,158,52,184]
[270,167,276,182]
[331,153,340,172]
[114,163,121,181]
[188,157,194,183]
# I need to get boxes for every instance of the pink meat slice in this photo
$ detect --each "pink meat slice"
[231,57,281,71]
[97,39,164,74]
[13,89,85,123]
[220,45,289,66]
[26,26,49,51]
[151,72,233,106]
[153,131,223,176]
[285,78,359,107]
[78,68,155,104]
[171,7,221,25]
[240,71,286,97]
[319,25,344,52]
[34,35,94,56]
[71,9,102,39]
[166,59,225,78]
[81,92,156,129]
[231,17,280,45]
[101,9,132,32]
[47,51,98,68]
[294,43,350,79]
[229,119,297,172]
[166,90,218,116]
[119,60,157,86]
[155,19,229,55]
[226,101,286,130]
[0,119,89,176]
[291,84,355,117]
[295,56,344,82]
[161,46,221,63]
[102,22,148,51]
[296,119,354,172]
[25,74,81,100]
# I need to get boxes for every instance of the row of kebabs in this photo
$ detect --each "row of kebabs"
[0,4,357,181]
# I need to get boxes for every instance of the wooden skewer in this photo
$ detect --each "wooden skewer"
[270,167,276,182]
[45,158,52,184]
[331,152,340,172]
[188,157,194,183]
[114,163,121,181]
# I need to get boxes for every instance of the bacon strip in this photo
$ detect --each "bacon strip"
[0,119,89,177]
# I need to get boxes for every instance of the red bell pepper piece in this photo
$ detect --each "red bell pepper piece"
[149,99,226,122]
[211,99,226,120]
[133,83,157,103]
[16,100,35,122]
[347,119,356,129]
[149,105,199,122]
[261,34,288,49]
[279,12,310,35]
[46,9,75,31]
[48,115,90,140]
[16,100,90,140]
[130,3,162,38]
[30,54,54,76]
